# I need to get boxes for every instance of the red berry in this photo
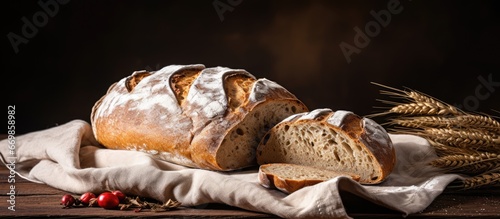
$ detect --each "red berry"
[79,192,96,206]
[111,190,126,203]
[97,192,120,209]
[61,194,76,208]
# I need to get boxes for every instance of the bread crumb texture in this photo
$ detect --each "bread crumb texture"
[256,108,395,184]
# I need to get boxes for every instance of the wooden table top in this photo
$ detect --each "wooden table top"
[1,164,499,218]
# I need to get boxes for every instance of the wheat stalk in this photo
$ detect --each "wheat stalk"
[455,114,500,134]
[407,91,439,104]
[430,153,500,175]
[391,116,457,129]
[389,102,461,116]
[371,82,500,189]
[421,128,500,152]
[427,140,477,156]
[461,170,500,190]
[390,115,500,134]
[371,82,463,117]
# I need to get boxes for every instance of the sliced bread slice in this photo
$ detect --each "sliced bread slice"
[258,163,361,193]
[256,108,396,184]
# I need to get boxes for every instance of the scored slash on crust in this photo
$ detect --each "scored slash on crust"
[90,64,309,171]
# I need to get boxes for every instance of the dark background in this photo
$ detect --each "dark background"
[3,0,500,135]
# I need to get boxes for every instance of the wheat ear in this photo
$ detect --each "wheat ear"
[371,82,463,116]
[430,153,500,175]
[427,140,477,156]
[427,128,500,152]
[456,114,500,134]
[389,102,461,116]
[371,82,500,189]
[390,115,500,132]
[461,170,500,190]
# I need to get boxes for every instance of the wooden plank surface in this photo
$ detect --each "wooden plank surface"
[0,165,275,218]
[1,165,500,218]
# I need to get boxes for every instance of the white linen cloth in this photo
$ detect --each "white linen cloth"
[0,119,462,218]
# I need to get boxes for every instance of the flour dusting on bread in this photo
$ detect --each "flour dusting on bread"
[91,64,308,171]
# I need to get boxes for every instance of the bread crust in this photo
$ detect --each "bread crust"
[258,163,361,193]
[256,108,396,184]
[91,64,308,171]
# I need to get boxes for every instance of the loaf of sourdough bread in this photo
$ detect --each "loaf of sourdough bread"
[91,64,308,171]
[256,108,395,184]
[258,163,361,193]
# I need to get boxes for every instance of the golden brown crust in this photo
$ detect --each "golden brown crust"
[359,117,396,181]
[125,71,153,92]
[330,110,395,182]
[225,74,255,110]
[170,70,201,105]
[258,163,361,194]
[90,64,308,171]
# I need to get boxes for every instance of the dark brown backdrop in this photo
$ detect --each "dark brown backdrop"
[3,0,499,135]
